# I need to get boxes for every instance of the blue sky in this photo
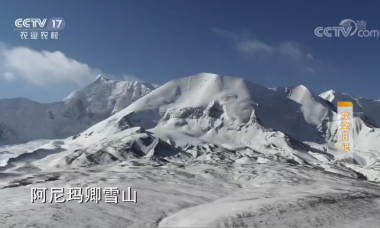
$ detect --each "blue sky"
[0,0,379,102]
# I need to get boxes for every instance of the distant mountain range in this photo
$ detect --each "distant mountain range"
[0,75,158,145]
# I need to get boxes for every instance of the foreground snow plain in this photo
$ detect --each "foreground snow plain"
[1,132,380,227]
[2,73,380,227]
[1,143,380,228]
[1,152,380,228]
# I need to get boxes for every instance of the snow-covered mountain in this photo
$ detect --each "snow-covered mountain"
[320,90,380,127]
[0,75,159,145]
[54,73,378,180]
[3,73,380,178]
[2,73,380,227]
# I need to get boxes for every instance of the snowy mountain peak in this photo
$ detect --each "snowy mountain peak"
[319,90,338,102]
[290,85,315,99]
[319,89,380,127]
[324,89,336,94]
[74,74,339,149]
[0,76,159,145]
[94,74,109,82]
[294,84,308,90]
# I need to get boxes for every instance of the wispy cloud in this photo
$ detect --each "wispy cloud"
[0,43,139,87]
[100,73,141,82]
[279,41,314,64]
[304,67,316,74]
[120,74,140,81]
[211,28,316,74]
[210,28,238,40]
[236,40,275,55]
[2,72,15,81]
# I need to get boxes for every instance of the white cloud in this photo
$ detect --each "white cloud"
[306,53,314,60]
[236,40,274,55]
[120,74,140,81]
[3,72,15,81]
[211,28,317,75]
[279,41,314,63]
[304,67,316,74]
[212,28,314,61]
[0,44,140,87]
[98,73,142,83]
[0,45,101,86]
[210,27,237,40]
[211,27,274,55]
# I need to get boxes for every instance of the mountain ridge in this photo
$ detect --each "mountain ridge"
[2,73,380,183]
[56,73,380,181]
[0,75,159,145]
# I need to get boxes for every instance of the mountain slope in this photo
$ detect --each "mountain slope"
[0,75,159,145]
[2,73,380,180]
[320,90,380,127]
[67,75,333,167]
[73,73,329,145]
[2,73,380,228]
[63,73,380,181]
